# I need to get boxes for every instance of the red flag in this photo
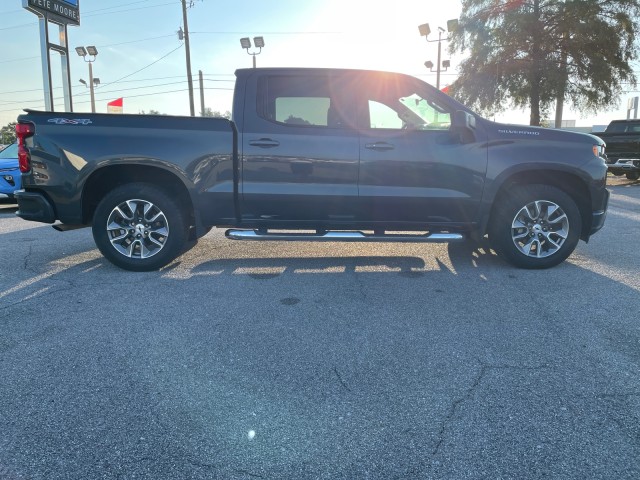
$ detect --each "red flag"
[107,98,123,113]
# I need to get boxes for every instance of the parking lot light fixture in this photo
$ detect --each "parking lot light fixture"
[240,36,265,68]
[419,19,456,89]
[76,45,99,113]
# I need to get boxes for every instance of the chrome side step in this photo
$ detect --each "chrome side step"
[225,229,465,243]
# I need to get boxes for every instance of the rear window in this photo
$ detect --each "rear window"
[607,122,640,133]
[257,75,349,128]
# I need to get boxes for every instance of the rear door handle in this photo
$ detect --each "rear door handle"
[365,142,395,151]
[249,138,280,148]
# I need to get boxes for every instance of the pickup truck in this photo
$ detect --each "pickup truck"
[14,67,609,271]
[594,119,640,180]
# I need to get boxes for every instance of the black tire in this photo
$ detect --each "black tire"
[92,183,188,271]
[489,184,582,269]
[625,171,640,181]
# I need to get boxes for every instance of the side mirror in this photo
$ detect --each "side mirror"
[450,110,476,144]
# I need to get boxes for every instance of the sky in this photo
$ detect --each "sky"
[0,0,637,128]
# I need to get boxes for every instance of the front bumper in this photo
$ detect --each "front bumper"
[607,158,640,173]
[0,167,20,196]
[15,190,56,223]
[589,188,609,236]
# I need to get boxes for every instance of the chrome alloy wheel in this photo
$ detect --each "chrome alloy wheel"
[511,200,569,258]
[106,199,169,259]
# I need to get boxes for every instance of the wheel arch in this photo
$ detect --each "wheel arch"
[81,164,197,230]
[483,168,593,241]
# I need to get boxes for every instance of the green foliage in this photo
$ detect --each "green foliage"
[201,108,231,119]
[1,122,17,145]
[139,109,167,115]
[449,0,640,125]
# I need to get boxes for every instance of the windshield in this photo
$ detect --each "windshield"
[0,143,18,159]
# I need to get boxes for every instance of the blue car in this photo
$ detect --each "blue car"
[0,143,21,200]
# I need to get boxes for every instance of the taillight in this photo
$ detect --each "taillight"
[16,122,35,173]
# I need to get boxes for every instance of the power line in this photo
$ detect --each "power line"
[191,31,341,35]
[0,22,34,32]
[102,34,176,48]
[0,1,177,31]
[83,1,176,18]
[100,44,185,88]
[0,85,233,114]
[0,75,234,98]
[82,0,163,15]
[0,34,178,66]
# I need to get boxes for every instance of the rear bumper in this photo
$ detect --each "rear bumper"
[15,190,56,223]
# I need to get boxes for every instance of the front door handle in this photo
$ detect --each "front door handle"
[365,142,395,151]
[249,138,280,148]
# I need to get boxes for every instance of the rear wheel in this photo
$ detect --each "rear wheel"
[92,183,188,271]
[489,184,581,269]
[625,171,640,181]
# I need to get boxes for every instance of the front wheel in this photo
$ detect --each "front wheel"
[489,185,582,269]
[625,171,640,181]
[92,183,188,271]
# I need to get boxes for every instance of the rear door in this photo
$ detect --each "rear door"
[239,71,359,223]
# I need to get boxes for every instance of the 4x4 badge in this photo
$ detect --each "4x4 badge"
[47,118,93,125]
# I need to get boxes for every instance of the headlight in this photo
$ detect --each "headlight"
[593,144,606,159]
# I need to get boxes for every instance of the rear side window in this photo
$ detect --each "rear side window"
[257,75,347,128]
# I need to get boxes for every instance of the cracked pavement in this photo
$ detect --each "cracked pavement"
[0,180,639,479]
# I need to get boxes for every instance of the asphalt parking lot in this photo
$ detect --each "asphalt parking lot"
[0,179,639,480]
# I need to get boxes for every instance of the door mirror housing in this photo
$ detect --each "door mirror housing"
[450,110,476,144]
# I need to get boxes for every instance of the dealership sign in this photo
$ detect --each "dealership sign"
[23,0,80,26]
[23,0,81,112]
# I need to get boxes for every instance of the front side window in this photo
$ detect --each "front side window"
[365,78,451,131]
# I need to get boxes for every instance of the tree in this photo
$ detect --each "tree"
[1,122,17,145]
[138,109,166,115]
[449,0,640,126]
[201,108,231,119]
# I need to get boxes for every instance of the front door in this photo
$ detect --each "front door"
[356,72,487,226]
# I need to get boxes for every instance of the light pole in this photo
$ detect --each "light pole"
[180,0,195,117]
[240,37,265,68]
[418,20,457,90]
[79,77,100,104]
[75,46,98,113]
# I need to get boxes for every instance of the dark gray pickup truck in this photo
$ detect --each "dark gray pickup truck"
[594,119,640,180]
[15,67,609,271]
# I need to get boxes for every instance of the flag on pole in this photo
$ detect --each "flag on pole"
[107,98,123,113]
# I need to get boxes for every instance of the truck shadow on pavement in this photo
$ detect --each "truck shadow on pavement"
[183,243,503,279]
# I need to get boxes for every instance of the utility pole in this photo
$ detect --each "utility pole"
[199,70,205,116]
[181,0,195,117]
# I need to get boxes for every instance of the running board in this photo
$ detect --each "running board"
[52,223,88,232]
[225,229,465,243]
